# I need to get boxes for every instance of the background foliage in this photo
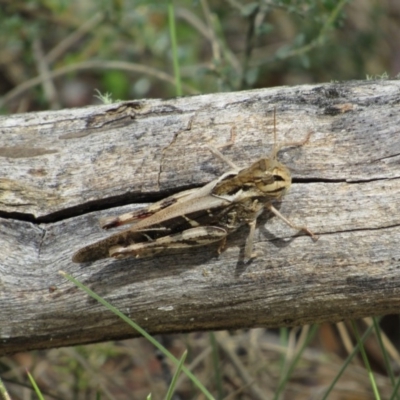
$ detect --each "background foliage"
[1,0,398,113]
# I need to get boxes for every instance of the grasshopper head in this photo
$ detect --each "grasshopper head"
[251,158,291,200]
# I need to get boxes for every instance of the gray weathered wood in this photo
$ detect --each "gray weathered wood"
[1,80,400,355]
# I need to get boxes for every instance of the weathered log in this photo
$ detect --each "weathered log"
[1,80,400,355]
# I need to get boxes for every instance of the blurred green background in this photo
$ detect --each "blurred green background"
[1,0,398,113]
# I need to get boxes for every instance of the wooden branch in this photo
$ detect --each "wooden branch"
[1,80,400,355]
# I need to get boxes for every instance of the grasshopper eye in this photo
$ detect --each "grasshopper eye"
[273,174,285,181]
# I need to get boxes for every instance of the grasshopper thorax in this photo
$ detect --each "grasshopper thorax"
[212,157,291,202]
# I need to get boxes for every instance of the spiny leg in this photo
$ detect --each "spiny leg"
[245,218,258,259]
[217,236,227,254]
[207,127,239,170]
[267,204,318,241]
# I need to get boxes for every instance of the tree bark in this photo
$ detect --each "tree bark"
[1,80,400,355]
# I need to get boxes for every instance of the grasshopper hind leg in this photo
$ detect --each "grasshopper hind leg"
[109,226,228,259]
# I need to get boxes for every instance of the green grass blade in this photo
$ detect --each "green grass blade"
[209,332,224,400]
[351,320,381,400]
[167,0,182,96]
[165,350,188,400]
[60,271,215,400]
[372,317,399,400]
[273,325,318,400]
[321,323,375,400]
[0,376,12,400]
[26,370,45,400]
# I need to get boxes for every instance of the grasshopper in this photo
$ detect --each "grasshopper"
[72,111,317,263]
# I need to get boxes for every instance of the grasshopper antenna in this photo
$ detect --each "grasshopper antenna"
[273,107,277,159]
[270,107,311,159]
[270,106,280,161]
